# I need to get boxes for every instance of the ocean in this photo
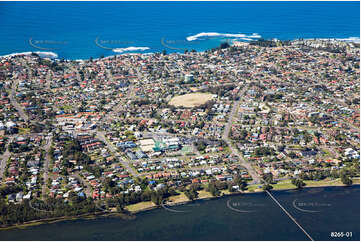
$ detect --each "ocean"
[0,186,359,241]
[0,1,359,60]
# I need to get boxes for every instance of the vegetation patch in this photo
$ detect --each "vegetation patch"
[18,128,30,135]
[168,192,189,203]
[125,201,156,212]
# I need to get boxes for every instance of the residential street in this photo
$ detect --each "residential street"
[10,78,29,122]
[222,87,262,184]
[0,136,14,181]
[95,130,139,177]
[41,134,53,198]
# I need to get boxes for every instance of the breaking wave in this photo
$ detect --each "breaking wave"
[112,46,150,53]
[239,37,254,41]
[186,32,261,41]
[0,51,58,59]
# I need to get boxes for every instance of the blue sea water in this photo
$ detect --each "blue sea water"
[0,1,359,59]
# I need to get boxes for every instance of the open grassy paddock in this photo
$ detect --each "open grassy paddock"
[169,92,214,108]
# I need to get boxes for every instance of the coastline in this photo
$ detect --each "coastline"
[0,37,359,61]
[1,179,359,231]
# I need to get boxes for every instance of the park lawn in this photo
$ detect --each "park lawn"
[245,184,263,192]
[60,105,73,111]
[18,128,30,134]
[221,189,232,195]
[268,178,358,191]
[245,187,255,193]
[168,192,189,203]
[257,178,361,191]
[125,201,156,212]
[321,148,332,157]
[246,184,259,190]
[272,180,297,190]
[223,146,232,154]
[304,177,360,187]
[197,190,213,199]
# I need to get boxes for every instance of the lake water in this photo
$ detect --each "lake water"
[0,2,359,59]
[0,186,359,241]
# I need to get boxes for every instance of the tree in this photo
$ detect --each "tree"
[291,178,305,189]
[228,183,236,193]
[184,189,198,201]
[116,204,123,212]
[195,140,207,152]
[239,180,247,191]
[151,192,162,205]
[289,152,297,159]
[207,182,220,197]
[233,175,247,190]
[330,169,339,179]
[341,173,353,186]
[184,185,199,201]
[140,190,152,202]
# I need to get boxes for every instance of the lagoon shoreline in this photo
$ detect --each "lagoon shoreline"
[1,181,359,231]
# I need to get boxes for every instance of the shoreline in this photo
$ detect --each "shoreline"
[1,181,359,231]
[130,179,360,214]
[0,37,359,61]
[0,211,135,231]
